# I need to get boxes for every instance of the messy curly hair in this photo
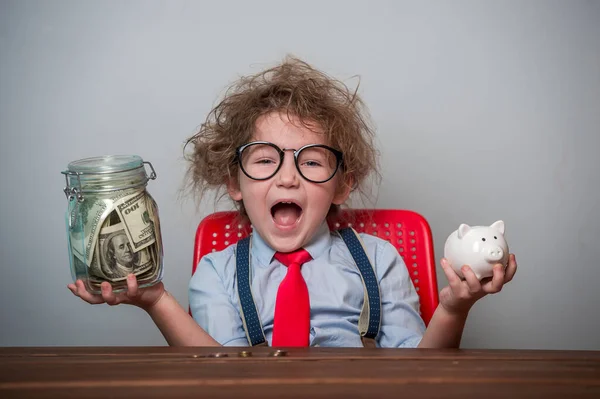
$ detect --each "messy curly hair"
[184,56,380,221]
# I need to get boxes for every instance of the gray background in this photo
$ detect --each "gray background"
[1,0,599,349]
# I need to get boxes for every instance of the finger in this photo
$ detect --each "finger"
[126,274,138,298]
[483,264,505,294]
[504,254,518,283]
[72,280,105,304]
[462,266,482,295]
[101,282,121,306]
[440,258,463,292]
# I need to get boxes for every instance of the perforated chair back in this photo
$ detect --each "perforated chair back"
[192,209,439,325]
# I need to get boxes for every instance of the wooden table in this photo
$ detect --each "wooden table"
[1,347,599,398]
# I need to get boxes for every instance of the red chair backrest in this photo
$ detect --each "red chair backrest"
[193,209,439,326]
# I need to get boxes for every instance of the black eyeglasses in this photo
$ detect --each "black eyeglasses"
[235,141,343,183]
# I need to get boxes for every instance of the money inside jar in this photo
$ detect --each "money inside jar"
[63,155,163,293]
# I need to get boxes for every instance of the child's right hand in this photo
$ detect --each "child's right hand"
[67,274,165,311]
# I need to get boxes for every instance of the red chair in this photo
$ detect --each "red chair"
[192,209,439,326]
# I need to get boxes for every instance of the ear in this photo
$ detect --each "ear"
[332,175,353,205]
[457,224,471,239]
[226,177,242,201]
[490,220,505,235]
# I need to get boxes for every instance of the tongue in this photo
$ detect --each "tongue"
[272,203,301,226]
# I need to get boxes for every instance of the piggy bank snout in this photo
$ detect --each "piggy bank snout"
[484,247,504,262]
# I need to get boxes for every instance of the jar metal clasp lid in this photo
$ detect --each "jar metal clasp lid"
[61,161,157,203]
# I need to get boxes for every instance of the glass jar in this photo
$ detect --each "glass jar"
[61,155,163,294]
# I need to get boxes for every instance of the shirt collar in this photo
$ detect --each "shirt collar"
[250,221,332,267]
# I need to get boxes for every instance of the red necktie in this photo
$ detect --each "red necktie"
[272,249,312,347]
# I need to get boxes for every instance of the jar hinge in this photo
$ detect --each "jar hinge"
[61,170,85,203]
[144,161,157,180]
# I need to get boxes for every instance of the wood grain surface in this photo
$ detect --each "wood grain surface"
[1,347,599,398]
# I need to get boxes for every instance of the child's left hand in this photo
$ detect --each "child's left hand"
[439,254,518,316]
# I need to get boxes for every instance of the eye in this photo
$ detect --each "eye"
[481,238,486,242]
[301,160,322,167]
[255,158,276,165]
[494,236,497,239]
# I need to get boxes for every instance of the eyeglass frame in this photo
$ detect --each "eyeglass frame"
[235,141,344,183]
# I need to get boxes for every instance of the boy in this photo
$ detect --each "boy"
[69,57,517,348]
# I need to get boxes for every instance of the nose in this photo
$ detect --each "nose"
[276,151,300,187]
[485,247,504,262]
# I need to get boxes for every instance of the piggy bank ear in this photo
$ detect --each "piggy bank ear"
[457,224,471,239]
[490,220,505,235]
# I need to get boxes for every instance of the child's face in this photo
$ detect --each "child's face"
[228,112,350,253]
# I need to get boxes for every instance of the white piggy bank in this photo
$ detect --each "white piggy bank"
[443,220,509,280]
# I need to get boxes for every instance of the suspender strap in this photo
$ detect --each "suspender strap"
[337,228,382,348]
[235,229,381,348]
[235,237,267,346]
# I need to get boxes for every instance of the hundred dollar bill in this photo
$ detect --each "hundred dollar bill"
[69,188,137,266]
[85,244,108,292]
[135,247,161,284]
[128,195,162,285]
[114,190,156,253]
[134,202,161,283]
[145,194,162,260]
[88,244,159,289]
[94,220,154,282]
[88,241,107,281]
[110,247,154,283]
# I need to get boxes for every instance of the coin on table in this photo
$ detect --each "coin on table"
[269,350,288,357]
[208,353,229,358]
[238,351,253,357]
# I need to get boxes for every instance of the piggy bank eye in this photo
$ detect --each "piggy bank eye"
[481,238,486,241]
[494,236,497,239]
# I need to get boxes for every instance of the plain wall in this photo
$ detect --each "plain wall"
[1,0,599,349]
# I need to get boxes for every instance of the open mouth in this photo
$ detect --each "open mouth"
[271,201,303,227]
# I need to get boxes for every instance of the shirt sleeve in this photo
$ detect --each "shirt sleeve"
[374,239,426,348]
[188,247,249,346]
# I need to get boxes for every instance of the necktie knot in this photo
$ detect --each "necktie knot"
[274,249,312,268]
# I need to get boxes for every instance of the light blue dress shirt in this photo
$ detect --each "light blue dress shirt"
[189,221,426,347]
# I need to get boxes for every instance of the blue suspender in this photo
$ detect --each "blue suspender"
[337,228,381,347]
[235,228,381,347]
[235,237,267,346]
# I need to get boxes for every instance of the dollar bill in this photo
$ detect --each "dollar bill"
[69,188,137,267]
[72,190,163,290]
[91,219,155,282]
[135,252,161,284]
[114,190,156,252]
[145,193,163,262]
[134,195,162,285]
